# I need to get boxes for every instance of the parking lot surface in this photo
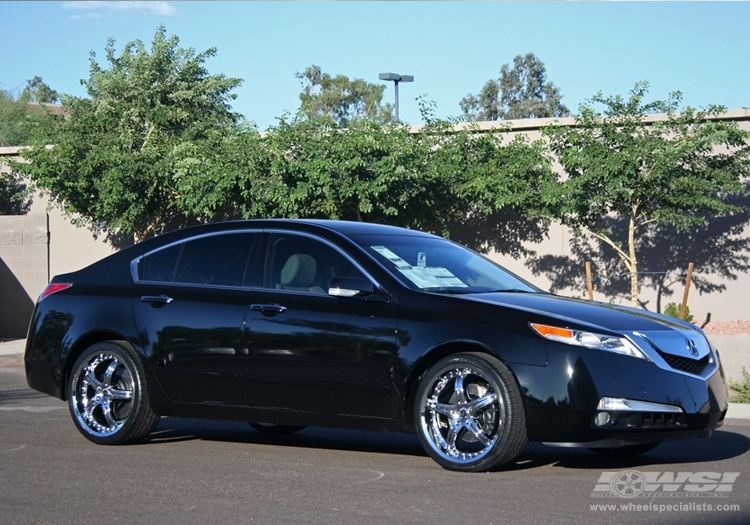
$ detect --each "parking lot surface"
[1,357,749,525]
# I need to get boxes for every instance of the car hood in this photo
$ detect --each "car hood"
[460,291,710,360]
[463,292,687,331]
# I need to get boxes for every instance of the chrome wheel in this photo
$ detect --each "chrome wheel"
[68,342,159,445]
[71,351,134,437]
[416,353,527,471]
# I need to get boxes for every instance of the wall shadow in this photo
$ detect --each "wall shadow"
[525,184,750,312]
[449,207,549,259]
[0,257,34,338]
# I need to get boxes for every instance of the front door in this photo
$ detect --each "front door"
[243,232,399,418]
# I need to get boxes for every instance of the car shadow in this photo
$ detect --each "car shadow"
[0,387,55,405]
[498,424,750,472]
[146,417,428,456]
[145,416,750,469]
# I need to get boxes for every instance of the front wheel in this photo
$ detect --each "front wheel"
[415,353,528,472]
[68,341,159,445]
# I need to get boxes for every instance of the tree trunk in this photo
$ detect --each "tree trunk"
[628,215,638,307]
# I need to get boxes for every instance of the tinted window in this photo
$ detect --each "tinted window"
[264,233,366,293]
[140,245,180,282]
[175,233,255,286]
[139,233,255,287]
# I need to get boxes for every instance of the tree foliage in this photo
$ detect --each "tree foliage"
[541,81,750,306]
[224,100,554,237]
[0,77,62,147]
[296,65,394,126]
[0,166,31,215]
[13,26,244,241]
[461,53,569,122]
[22,76,59,104]
[177,101,554,239]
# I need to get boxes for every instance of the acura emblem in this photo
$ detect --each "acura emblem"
[686,338,699,357]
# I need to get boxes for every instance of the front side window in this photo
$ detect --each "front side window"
[349,234,541,294]
[264,233,366,293]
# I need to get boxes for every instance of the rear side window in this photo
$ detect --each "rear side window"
[139,233,255,287]
[140,245,181,282]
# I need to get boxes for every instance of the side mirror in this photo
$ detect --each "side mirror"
[328,277,376,298]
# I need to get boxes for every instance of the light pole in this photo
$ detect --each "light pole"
[379,72,413,122]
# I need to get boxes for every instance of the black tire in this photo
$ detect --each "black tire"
[248,422,306,435]
[415,352,528,472]
[68,341,160,445]
[588,443,659,457]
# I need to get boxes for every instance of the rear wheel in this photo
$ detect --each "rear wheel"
[415,353,527,472]
[248,422,306,434]
[68,341,159,445]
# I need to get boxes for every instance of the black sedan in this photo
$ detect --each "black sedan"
[24,219,728,472]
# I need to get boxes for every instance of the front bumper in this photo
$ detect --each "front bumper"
[514,343,728,445]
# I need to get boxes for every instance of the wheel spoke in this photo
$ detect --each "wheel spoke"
[84,370,102,390]
[101,400,117,428]
[110,388,133,401]
[103,360,119,387]
[453,373,469,405]
[84,397,102,420]
[426,398,455,417]
[444,425,459,454]
[466,392,498,415]
[464,418,492,446]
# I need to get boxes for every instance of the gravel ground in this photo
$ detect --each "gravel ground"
[698,320,750,335]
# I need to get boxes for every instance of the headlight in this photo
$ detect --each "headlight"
[529,323,651,361]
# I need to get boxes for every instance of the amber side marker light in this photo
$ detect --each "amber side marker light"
[39,283,72,301]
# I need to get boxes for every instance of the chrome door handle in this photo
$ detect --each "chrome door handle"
[141,295,174,306]
[249,303,287,314]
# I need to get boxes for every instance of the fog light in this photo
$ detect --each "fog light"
[595,412,611,427]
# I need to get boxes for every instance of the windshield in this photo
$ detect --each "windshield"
[349,234,542,294]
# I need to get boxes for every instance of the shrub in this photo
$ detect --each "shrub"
[728,367,750,404]
[663,302,694,323]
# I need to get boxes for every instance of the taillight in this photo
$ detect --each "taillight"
[39,283,73,301]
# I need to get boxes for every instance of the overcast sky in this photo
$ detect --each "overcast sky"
[2,1,749,130]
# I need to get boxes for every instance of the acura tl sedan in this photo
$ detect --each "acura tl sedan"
[24,219,728,472]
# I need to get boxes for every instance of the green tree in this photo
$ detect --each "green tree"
[541,81,750,307]
[22,76,59,104]
[460,53,569,122]
[0,78,62,147]
[296,65,395,126]
[13,26,244,241]
[235,100,553,238]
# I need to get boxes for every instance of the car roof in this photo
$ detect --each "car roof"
[152,218,440,240]
[287,219,439,238]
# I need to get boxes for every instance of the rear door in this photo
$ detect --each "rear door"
[132,232,257,405]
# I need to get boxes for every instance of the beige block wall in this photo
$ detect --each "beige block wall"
[0,214,47,338]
